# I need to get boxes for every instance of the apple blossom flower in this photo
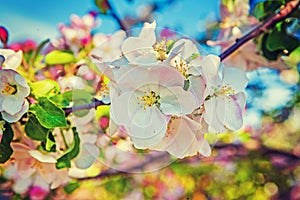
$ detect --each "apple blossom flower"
[110,65,198,148]
[11,143,70,189]
[0,48,23,70]
[91,30,126,63]
[0,69,30,122]
[201,55,248,133]
[122,21,174,64]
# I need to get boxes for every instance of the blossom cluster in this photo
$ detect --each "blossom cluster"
[90,21,248,158]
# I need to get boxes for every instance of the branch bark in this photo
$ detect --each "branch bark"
[219,0,300,61]
[63,98,109,116]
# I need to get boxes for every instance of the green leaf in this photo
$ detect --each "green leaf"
[251,1,285,21]
[30,79,60,98]
[266,27,299,52]
[25,115,49,141]
[0,122,14,163]
[30,97,67,129]
[43,131,56,152]
[94,0,110,14]
[45,50,75,65]
[64,181,80,194]
[56,127,80,169]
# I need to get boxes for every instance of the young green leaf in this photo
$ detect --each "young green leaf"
[45,50,75,65]
[30,79,60,98]
[30,97,68,129]
[56,127,80,169]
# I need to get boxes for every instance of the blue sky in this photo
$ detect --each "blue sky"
[0,0,220,43]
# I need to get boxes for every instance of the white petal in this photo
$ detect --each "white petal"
[139,21,156,43]
[188,76,206,107]
[200,54,221,86]
[199,138,211,157]
[129,106,167,148]
[110,91,134,126]
[203,98,226,133]
[2,100,29,123]
[222,67,248,91]
[160,86,197,115]
[28,150,57,163]
[217,95,244,130]
[170,39,200,60]
[2,96,24,115]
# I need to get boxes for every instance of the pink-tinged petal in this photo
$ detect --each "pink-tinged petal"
[13,177,33,194]
[200,54,221,85]
[50,169,70,189]
[160,86,197,115]
[188,76,206,107]
[39,163,56,184]
[148,65,185,88]
[152,116,200,158]
[2,100,29,123]
[217,95,244,131]
[74,143,99,169]
[2,96,24,115]
[222,67,248,91]
[199,138,211,157]
[129,106,168,149]
[15,158,36,179]
[203,98,226,133]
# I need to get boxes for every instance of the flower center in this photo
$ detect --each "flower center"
[216,84,235,96]
[174,59,190,78]
[153,41,167,61]
[1,83,17,96]
[137,90,160,110]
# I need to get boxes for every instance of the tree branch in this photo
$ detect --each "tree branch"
[63,98,109,116]
[78,152,169,180]
[107,0,127,30]
[219,0,300,61]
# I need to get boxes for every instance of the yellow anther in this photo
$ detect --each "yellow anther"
[1,83,17,96]
[153,41,167,61]
[137,90,160,110]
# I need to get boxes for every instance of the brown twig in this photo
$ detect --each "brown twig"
[219,0,300,61]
